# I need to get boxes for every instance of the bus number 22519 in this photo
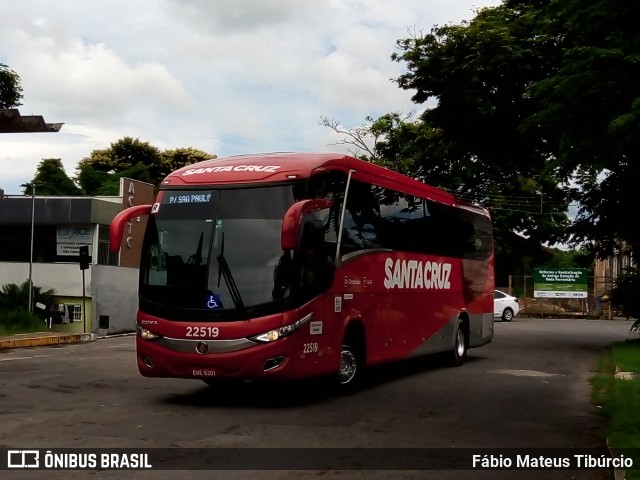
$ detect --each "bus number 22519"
[186,326,220,338]
[303,342,319,353]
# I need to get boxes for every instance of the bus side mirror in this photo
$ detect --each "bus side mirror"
[110,204,153,252]
[281,199,334,251]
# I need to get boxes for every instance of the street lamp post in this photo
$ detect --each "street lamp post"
[20,182,42,313]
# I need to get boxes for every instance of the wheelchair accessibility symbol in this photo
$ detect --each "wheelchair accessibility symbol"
[206,293,222,309]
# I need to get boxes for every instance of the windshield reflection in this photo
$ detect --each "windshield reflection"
[140,185,301,318]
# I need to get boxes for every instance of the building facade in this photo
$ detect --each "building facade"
[0,178,154,334]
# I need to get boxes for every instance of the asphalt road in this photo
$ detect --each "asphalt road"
[0,317,636,480]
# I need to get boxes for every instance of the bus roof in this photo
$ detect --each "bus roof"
[162,152,487,215]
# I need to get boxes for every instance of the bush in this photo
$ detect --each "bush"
[610,268,640,320]
[0,309,45,335]
[0,281,56,335]
[0,280,55,312]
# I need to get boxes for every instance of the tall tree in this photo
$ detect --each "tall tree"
[76,137,163,195]
[76,137,215,195]
[387,2,570,251]
[26,159,83,195]
[521,0,640,259]
[0,63,23,109]
[386,0,640,262]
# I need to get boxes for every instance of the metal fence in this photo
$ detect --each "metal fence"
[499,274,620,319]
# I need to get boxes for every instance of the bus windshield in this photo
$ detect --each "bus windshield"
[139,184,303,318]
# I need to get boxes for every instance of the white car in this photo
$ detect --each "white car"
[494,289,520,322]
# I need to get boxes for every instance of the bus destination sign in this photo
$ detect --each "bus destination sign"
[165,193,213,205]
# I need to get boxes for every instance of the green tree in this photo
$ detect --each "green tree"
[386,3,570,250]
[389,0,640,262]
[547,248,593,270]
[0,63,23,109]
[76,138,215,194]
[76,137,163,195]
[25,159,84,195]
[521,0,640,260]
[75,149,113,195]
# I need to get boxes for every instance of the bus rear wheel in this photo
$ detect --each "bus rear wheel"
[450,320,468,367]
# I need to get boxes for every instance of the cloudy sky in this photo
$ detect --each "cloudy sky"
[0,0,497,195]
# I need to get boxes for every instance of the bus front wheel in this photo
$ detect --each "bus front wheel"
[337,343,362,388]
[338,344,358,385]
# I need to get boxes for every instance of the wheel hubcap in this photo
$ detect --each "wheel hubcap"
[456,329,465,357]
[338,348,357,384]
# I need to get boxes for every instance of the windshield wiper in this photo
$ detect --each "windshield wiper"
[187,232,204,265]
[216,232,245,311]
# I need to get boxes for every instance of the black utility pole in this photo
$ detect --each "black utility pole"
[79,245,90,333]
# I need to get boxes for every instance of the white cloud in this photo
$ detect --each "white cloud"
[166,0,326,34]
[0,0,498,195]
[30,42,191,118]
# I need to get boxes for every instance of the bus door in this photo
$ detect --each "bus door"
[295,206,342,371]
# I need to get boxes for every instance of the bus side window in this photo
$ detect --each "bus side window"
[376,188,412,252]
[342,180,381,254]
[307,171,346,202]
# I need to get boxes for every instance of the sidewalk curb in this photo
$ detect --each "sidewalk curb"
[96,332,135,340]
[0,332,97,350]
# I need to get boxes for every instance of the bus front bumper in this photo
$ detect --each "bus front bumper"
[135,335,334,381]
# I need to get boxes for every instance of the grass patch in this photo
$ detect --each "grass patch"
[0,309,46,336]
[591,339,640,479]
[612,340,640,372]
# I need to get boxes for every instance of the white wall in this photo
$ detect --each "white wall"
[0,262,89,296]
[91,265,138,334]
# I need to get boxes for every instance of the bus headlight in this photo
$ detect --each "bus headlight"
[250,313,313,343]
[137,326,161,340]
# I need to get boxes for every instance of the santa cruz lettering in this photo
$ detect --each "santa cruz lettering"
[383,258,452,290]
[182,165,282,175]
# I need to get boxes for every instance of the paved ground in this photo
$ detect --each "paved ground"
[2,318,635,480]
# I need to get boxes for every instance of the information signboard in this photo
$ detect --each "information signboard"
[56,226,93,256]
[533,268,588,298]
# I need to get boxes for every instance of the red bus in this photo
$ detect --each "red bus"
[110,152,494,389]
